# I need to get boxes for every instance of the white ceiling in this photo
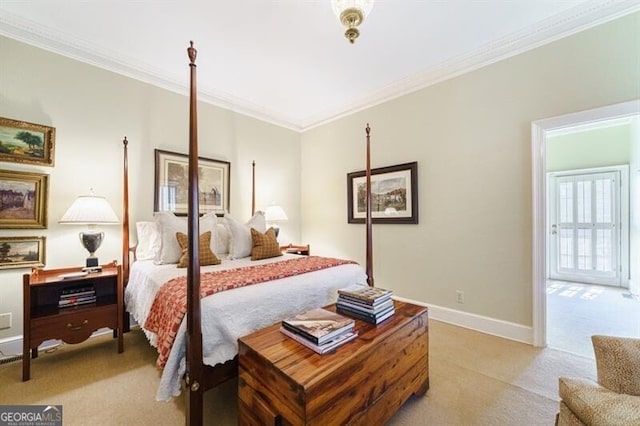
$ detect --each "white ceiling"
[1,1,638,131]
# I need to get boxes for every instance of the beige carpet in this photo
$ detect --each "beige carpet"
[0,320,596,425]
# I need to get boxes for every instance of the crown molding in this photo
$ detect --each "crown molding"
[300,1,640,131]
[0,10,302,132]
[1,2,638,133]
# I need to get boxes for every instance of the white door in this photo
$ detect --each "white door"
[549,168,626,286]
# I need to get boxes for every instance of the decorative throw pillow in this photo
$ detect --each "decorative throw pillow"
[215,222,230,255]
[154,211,218,264]
[175,231,221,268]
[250,227,283,261]
[225,211,267,259]
[592,335,640,396]
[135,221,161,260]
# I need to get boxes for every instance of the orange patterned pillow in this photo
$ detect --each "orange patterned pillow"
[176,231,221,268]
[250,227,283,261]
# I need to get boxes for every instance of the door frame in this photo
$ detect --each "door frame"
[531,99,639,347]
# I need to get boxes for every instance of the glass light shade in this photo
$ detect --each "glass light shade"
[264,205,288,222]
[331,0,375,44]
[331,0,374,18]
[59,195,119,225]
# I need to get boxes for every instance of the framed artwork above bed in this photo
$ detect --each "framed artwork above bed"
[347,161,418,224]
[154,149,230,216]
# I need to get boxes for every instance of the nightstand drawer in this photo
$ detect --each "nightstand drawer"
[30,304,117,346]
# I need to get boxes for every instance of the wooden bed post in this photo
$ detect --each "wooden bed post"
[122,137,130,286]
[185,40,203,426]
[251,160,256,216]
[365,124,374,287]
[121,136,131,333]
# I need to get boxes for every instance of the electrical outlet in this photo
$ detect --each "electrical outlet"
[0,313,11,329]
[456,290,464,304]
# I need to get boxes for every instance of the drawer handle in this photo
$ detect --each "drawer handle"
[67,319,89,331]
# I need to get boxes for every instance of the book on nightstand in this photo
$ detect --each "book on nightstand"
[281,308,355,345]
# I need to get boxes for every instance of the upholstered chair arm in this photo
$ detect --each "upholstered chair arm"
[591,335,640,396]
[558,377,640,426]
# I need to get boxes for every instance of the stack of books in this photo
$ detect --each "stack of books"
[280,308,358,354]
[336,286,395,324]
[58,284,96,308]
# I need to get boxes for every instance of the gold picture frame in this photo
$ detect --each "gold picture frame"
[0,236,46,270]
[0,169,49,229]
[0,117,56,166]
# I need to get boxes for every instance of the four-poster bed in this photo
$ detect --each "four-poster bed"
[120,42,376,424]
[122,44,367,424]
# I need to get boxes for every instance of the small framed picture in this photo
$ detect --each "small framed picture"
[0,169,49,229]
[154,149,230,216]
[0,117,56,166]
[0,236,46,270]
[347,161,418,224]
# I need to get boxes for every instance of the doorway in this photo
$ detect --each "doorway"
[531,100,640,348]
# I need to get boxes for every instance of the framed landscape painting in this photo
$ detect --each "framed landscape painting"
[0,236,46,270]
[0,169,49,229]
[154,149,230,216]
[347,161,418,224]
[0,117,56,166]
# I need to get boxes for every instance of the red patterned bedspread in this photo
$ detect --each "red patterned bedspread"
[144,256,356,367]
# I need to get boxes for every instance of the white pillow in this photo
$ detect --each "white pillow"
[215,222,230,255]
[135,221,161,260]
[154,211,218,264]
[225,211,266,259]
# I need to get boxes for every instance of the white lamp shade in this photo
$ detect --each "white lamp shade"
[264,205,288,222]
[59,195,119,225]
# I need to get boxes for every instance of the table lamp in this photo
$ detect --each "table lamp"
[264,204,288,238]
[59,191,119,271]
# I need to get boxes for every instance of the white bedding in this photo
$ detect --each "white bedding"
[124,254,367,401]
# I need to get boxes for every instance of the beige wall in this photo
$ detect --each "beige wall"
[301,13,640,327]
[0,37,301,341]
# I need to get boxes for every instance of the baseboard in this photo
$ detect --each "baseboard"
[0,335,24,358]
[394,296,534,345]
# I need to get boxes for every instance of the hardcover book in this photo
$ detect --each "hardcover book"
[337,306,395,325]
[337,297,394,314]
[281,308,355,345]
[336,302,394,320]
[280,327,358,354]
[338,287,392,304]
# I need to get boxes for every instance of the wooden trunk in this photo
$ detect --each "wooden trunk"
[238,301,428,425]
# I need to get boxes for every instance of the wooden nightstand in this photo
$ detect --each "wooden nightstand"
[22,262,124,381]
[280,244,310,256]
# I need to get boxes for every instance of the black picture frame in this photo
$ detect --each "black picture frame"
[347,161,418,224]
[154,149,230,216]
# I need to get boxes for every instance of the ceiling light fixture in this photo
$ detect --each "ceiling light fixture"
[331,0,374,44]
